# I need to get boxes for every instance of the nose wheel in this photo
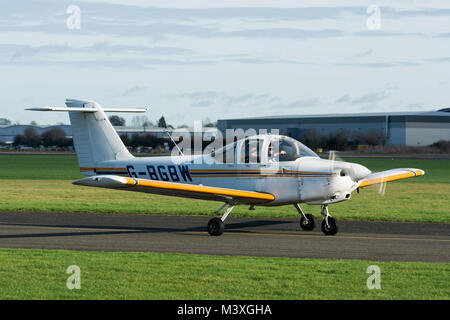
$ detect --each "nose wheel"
[320,205,338,236]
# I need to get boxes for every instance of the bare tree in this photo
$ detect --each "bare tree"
[365,130,383,146]
[0,118,11,125]
[41,127,71,147]
[326,131,349,151]
[109,115,126,126]
[300,128,324,149]
[131,115,153,128]
[24,127,40,147]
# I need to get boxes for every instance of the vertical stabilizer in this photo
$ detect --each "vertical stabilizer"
[65,99,133,168]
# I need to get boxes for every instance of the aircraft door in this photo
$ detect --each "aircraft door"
[236,138,265,191]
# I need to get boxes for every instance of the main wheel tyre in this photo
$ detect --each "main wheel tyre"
[207,218,224,236]
[321,217,338,236]
[300,214,315,231]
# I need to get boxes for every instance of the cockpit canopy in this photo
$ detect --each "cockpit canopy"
[211,134,318,164]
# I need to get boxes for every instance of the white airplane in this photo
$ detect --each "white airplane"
[28,99,425,236]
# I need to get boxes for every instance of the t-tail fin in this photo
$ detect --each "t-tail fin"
[27,99,147,169]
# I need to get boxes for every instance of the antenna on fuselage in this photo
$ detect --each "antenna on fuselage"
[165,129,184,156]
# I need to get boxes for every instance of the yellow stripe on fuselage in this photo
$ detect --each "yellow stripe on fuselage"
[190,174,337,178]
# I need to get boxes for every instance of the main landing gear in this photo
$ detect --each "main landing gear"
[294,203,338,236]
[294,203,315,231]
[207,203,235,236]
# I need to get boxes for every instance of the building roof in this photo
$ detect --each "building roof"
[221,110,450,121]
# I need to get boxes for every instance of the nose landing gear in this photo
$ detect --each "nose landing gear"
[320,205,338,236]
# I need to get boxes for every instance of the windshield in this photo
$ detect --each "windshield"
[268,136,318,162]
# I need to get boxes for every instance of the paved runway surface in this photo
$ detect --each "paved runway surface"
[0,212,449,262]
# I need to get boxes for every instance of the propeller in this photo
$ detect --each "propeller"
[328,150,343,175]
[328,151,386,196]
[328,150,371,182]
[378,176,387,196]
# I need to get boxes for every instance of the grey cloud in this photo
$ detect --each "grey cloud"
[121,86,147,97]
[336,61,421,68]
[3,2,450,41]
[352,92,389,104]
[191,100,213,108]
[224,28,344,39]
[271,98,322,110]
[1,2,365,24]
[434,33,450,38]
[337,92,389,105]
[381,7,450,19]
[171,91,221,100]
[336,95,351,103]
[1,43,195,62]
[171,91,282,109]
[1,57,215,69]
[355,49,373,57]
[0,42,215,69]
[6,2,450,24]
[424,57,450,63]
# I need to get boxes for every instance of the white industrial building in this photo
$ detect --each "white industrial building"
[217,109,450,146]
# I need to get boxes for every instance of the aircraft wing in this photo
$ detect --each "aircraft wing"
[73,175,275,205]
[358,168,425,188]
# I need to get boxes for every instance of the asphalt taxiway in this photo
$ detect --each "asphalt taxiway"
[0,212,448,262]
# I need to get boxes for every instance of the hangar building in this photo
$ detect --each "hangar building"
[217,109,450,146]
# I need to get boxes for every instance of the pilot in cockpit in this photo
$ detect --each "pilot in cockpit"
[268,143,288,162]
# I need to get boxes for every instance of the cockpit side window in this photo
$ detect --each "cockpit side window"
[239,138,263,164]
[211,141,237,164]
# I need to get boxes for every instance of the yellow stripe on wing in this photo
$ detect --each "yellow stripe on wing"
[359,169,424,188]
[124,177,275,201]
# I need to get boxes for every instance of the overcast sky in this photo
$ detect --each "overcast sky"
[1,0,450,127]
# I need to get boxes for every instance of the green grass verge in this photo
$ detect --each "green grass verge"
[0,180,448,223]
[0,248,448,299]
[0,155,82,180]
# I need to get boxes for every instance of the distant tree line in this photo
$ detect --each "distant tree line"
[110,115,180,129]
[119,133,173,149]
[298,128,386,151]
[13,127,72,148]
[430,140,450,153]
[109,115,216,129]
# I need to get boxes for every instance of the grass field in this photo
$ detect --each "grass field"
[0,154,448,300]
[0,248,448,299]
[0,155,448,223]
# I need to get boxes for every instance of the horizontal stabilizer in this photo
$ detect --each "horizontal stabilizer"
[26,107,147,113]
